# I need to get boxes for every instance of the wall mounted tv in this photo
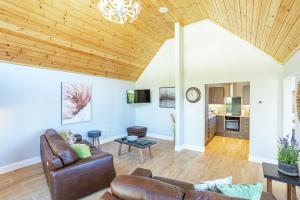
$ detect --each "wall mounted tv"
[127,89,151,104]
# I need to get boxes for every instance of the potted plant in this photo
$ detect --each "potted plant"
[278,133,299,176]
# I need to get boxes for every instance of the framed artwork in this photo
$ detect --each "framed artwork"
[159,87,175,108]
[61,82,92,124]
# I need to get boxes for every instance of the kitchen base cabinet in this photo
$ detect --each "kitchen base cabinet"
[206,116,216,144]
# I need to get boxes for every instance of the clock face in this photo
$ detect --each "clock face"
[186,87,201,103]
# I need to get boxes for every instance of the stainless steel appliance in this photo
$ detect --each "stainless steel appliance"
[225,116,240,132]
[225,97,241,116]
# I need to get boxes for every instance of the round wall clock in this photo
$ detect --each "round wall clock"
[186,87,201,103]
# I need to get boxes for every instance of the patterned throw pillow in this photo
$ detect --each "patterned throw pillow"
[59,131,76,145]
[194,176,232,192]
[218,183,263,200]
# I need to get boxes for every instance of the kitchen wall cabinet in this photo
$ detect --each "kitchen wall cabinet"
[209,87,224,104]
[243,86,250,105]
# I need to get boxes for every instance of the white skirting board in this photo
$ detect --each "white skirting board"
[248,155,277,164]
[0,133,174,175]
[175,144,205,152]
[147,133,174,141]
[0,156,41,175]
[0,133,126,175]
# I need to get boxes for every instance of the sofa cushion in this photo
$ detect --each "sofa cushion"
[111,175,185,200]
[184,190,243,200]
[153,176,194,191]
[45,129,79,166]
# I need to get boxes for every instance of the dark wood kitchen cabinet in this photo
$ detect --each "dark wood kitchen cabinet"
[206,116,216,144]
[243,86,250,105]
[240,117,250,139]
[216,116,224,134]
[209,87,224,104]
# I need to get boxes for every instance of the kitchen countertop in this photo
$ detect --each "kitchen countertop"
[208,113,250,119]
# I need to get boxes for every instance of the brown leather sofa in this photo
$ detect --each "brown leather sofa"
[101,168,276,200]
[40,129,116,200]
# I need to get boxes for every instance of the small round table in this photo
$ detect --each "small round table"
[88,130,101,148]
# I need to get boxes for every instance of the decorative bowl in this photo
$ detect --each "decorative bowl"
[127,136,138,142]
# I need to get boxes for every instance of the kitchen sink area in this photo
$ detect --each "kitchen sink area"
[205,82,250,145]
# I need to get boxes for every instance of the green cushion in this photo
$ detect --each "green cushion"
[71,144,92,159]
[218,183,263,200]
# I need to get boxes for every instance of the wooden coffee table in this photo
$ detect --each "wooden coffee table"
[262,162,300,200]
[115,137,157,163]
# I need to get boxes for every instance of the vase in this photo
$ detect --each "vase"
[278,162,299,176]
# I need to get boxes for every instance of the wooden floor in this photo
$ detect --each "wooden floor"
[0,136,298,200]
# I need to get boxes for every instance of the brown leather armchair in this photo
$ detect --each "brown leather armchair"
[100,168,276,200]
[40,129,116,200]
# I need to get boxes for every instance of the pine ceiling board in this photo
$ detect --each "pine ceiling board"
[275,17,300,62]
[0,32,140,79]
[251,0,262,44]
[213,0,225,28]
[270,1,300,56]
[246,0,254,41]
[264,0,295,53]
[0,4,149,67]
[240,0,247,39]
[217,0,230,29]
[234,0,242,36]
[255,0,272,47]
[220,0,234,32]
[0,0,300,81]
[259,0,282,50]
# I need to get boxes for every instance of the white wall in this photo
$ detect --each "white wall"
[284,50,300,142]
[136,20,284,160]
[135,40,175,139]
[0,63,134,167]
[182,20,283,161]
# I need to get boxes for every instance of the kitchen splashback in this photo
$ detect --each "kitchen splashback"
[209,104,250,116]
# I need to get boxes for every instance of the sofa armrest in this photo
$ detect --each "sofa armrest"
[111,175,184,200]
[49,152,116,200]
[100,192,120,200]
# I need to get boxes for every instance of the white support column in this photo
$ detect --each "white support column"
[175,22,184,151]
[283,78,294,136]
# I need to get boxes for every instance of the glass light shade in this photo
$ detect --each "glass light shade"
[98,0,141,24]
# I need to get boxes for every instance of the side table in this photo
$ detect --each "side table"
[262,162,300,200]
[88,130,101,148]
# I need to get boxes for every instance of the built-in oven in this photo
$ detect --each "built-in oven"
[225,116,240,132]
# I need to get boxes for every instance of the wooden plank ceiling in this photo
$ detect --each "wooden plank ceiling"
[0,0,299,81]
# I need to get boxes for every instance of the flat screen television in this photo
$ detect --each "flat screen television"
[127,89,151,104]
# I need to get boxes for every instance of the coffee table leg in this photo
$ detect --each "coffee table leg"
[267,179,272,193]
[139,149,144,163]
[149,146,153,159]
[291,185,297,200]
[118,143,122,156]
[128,145,131,152]
[287,184,292,200]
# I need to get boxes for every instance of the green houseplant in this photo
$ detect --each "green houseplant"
[278,133,299,176]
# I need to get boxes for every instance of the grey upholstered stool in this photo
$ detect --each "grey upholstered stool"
[88,130,101,148]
